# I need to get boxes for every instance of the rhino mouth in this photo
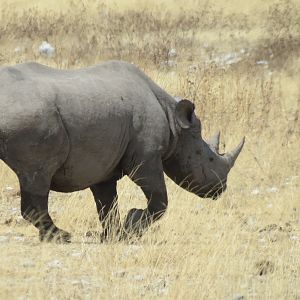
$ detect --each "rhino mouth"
[195,182,227,200]
[197,187,226,199]
[179,176,227,200]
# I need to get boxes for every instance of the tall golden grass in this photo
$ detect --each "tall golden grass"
[0,0,299,299]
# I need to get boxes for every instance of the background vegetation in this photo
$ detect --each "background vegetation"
[0,0,299,299]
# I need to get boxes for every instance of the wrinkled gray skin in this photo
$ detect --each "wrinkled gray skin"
[0,61,244,242]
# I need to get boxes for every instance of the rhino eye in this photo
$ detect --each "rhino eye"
[209,157,214,162]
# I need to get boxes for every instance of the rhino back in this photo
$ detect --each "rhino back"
[0,61,171,191]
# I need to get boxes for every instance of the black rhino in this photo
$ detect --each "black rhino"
[0,61,244,242]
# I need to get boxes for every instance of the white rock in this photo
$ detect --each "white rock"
[290,235,299,241]
[266,187,279,193]
[168,48,177,57]
[47,259,63,269]
[132,274,145,281]
[38,41,55,58]
[113,270,126,278]
[284,175,298,185]
[10,207,18,214]
[224,53,242,65]
[23,260,35,268]
[258,238,266,244]
[256,60,268,65]
[14,47,22,53]
[251,188,261,195]
[208,52,242,67]
[196,203,204,210]
[71,251,81,257]
[14,236,25,242]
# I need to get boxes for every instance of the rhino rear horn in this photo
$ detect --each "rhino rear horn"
[224,137,245,168]
[207,131,220,152]
[175,99,195,129]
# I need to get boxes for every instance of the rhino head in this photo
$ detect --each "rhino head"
[163,99,245,199]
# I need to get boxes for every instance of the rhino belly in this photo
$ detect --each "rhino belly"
[50,127,129,192]
[51,150,123,192]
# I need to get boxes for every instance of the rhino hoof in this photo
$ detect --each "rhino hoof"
[123,208,145,237]
[39,228,71,243]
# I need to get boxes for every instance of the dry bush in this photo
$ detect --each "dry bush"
[0,0,298,67]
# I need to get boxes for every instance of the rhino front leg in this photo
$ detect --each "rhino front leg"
[19,174,71,243]
[90,180,121,241]
[123,155,168,237]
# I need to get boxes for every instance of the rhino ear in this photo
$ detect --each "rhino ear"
[175,99,195,129]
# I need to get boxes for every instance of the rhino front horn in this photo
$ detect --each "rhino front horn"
[207,131,220,152]
[224,137,245,168]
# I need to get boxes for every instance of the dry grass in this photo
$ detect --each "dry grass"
[0,0,299,299]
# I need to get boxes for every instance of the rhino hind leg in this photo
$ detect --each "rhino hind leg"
[19,173,71,243]
[123,154,168,238]
[90,180,122,241]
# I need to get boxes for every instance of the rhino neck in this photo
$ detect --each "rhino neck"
[162,127,178,161]
[162,129,190,179]
[156,96,180,161]
[138,69,180,160]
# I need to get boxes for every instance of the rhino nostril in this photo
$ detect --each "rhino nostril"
[209,157,214,162]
